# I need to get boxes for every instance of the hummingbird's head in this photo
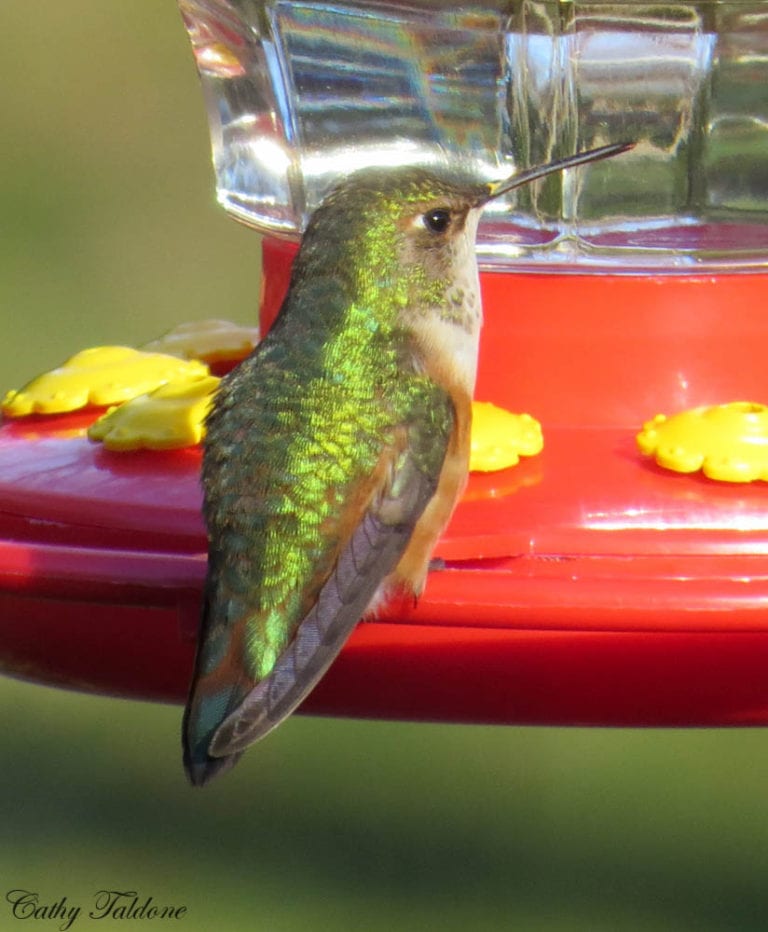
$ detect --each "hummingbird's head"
[295,168,490,322]
[302,167,487,263]
[297,142,632,291]
[290,142,632,334]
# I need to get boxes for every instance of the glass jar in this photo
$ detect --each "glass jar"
[179,0,768,271]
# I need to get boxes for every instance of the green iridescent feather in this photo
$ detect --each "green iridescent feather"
[183,174,460,779]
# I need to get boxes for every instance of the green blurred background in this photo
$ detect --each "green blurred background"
[2,4,768,930]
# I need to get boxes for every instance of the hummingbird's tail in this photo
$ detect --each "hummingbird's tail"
[182,583,253,786]
[182,688,246,787]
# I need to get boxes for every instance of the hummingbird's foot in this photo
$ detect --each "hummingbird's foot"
[637,401,768,482]
[141,318,259,367]
[88,373,221,451]
[469,402,543,473]
[1,346,210,418]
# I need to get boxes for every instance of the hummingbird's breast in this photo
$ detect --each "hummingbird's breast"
[404,261,482,399]
[389,262,482,596]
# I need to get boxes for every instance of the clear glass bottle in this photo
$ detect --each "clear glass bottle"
[179,0,768,271]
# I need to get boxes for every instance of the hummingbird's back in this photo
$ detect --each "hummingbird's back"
[184,251,455,784]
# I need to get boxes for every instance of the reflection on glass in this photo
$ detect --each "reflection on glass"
[179,0,768,271]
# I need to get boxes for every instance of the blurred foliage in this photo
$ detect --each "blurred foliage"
[2,3,768,931]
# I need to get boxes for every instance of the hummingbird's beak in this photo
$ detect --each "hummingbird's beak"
[482,141,634,204]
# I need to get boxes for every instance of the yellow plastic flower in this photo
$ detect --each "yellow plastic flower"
[469,401,543,473]
[141,319,259,365]
[637,401,768,482]
[2,346,209,418]
[88,374,221,452]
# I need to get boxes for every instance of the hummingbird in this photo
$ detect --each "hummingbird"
[182,141,631,785]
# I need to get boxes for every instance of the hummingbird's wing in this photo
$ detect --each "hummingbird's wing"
[183,385,454,785]
[208,436,442,757]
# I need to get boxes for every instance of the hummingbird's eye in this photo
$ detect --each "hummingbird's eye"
[422,208,452,234]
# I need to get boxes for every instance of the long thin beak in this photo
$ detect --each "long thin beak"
[484,141,634,203]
